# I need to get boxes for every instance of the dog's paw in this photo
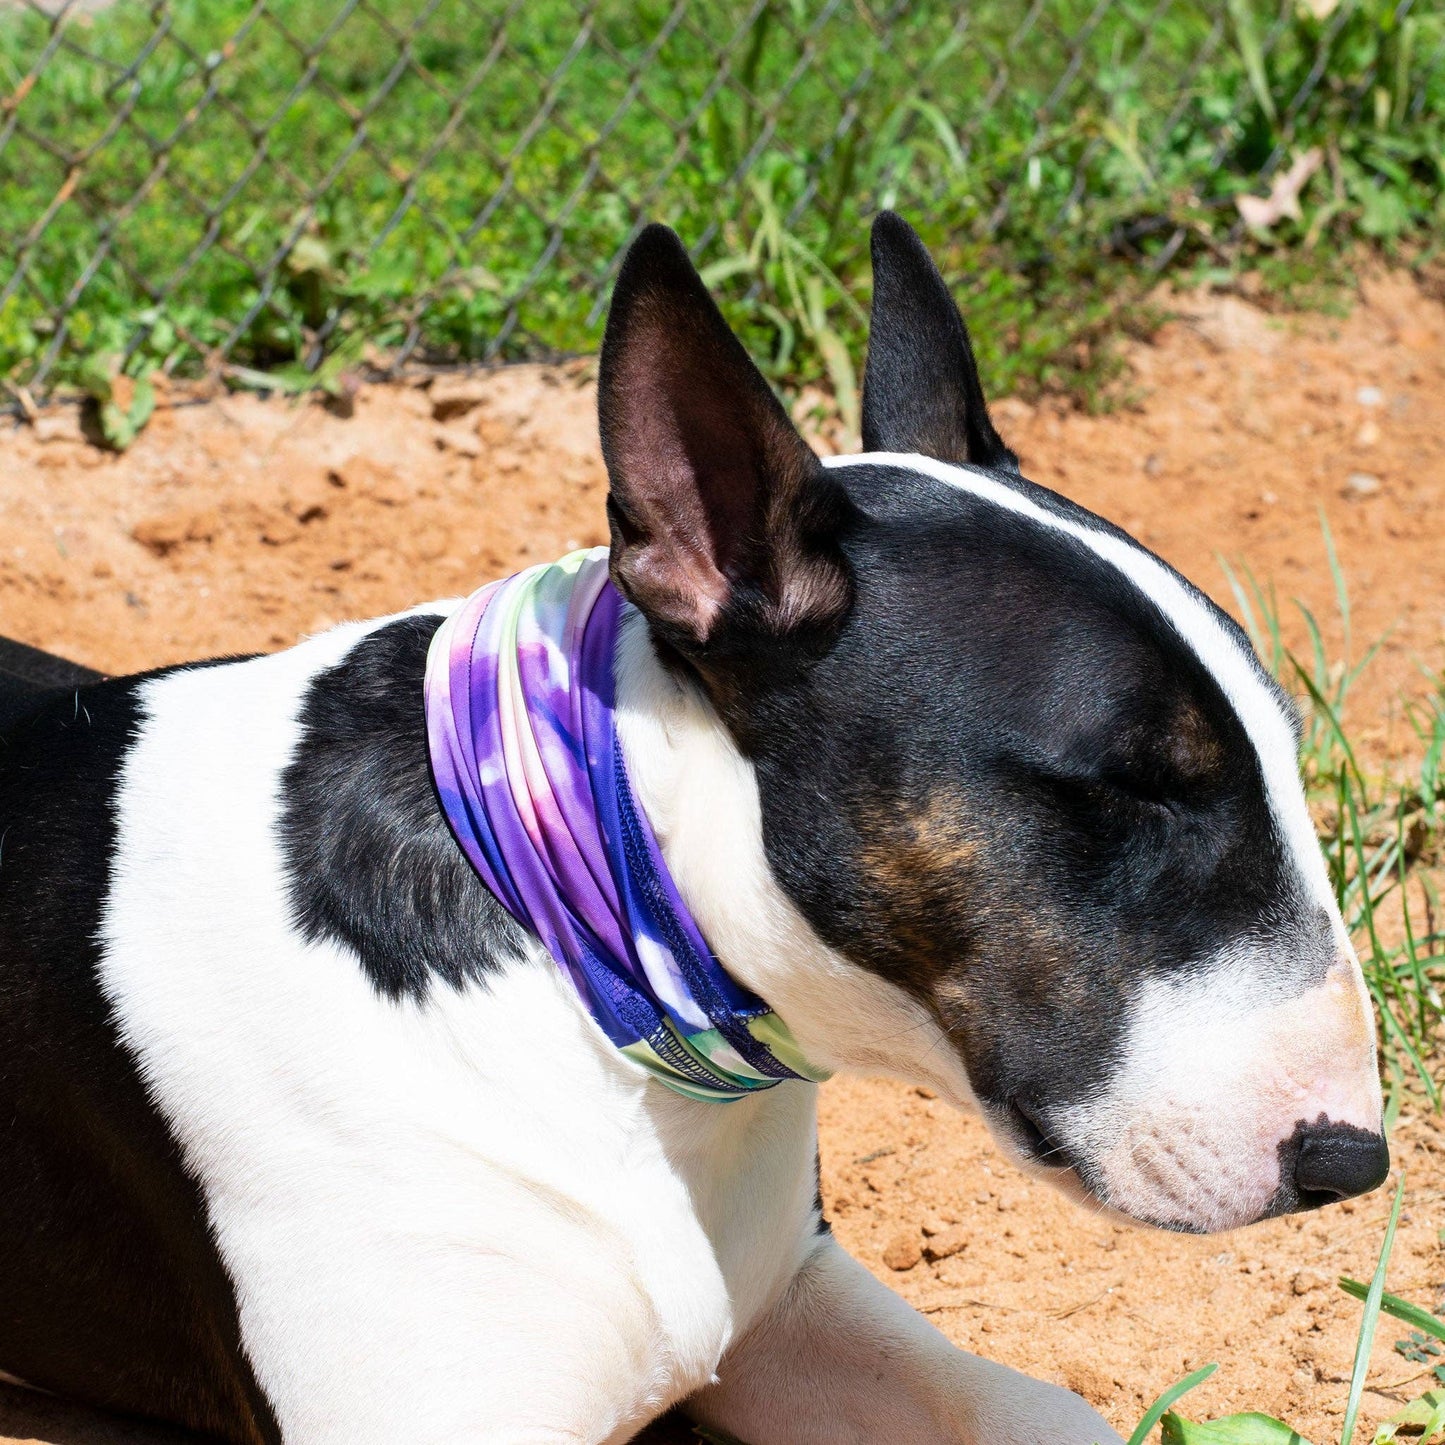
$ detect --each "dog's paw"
[951,1357,1125,1445]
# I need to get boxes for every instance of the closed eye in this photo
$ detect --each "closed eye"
[1028,761,1179,822]
[1097,772,1180,818]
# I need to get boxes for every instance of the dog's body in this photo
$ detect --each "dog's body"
[0,606,1111,1445]
[0,217,1387,1444]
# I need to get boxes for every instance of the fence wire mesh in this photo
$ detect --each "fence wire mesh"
[0,0,1439,400]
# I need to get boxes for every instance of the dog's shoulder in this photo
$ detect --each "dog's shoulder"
[277,608,528,998]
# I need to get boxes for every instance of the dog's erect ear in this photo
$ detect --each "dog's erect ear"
[598,223,850,653]
[861,211,1017,471]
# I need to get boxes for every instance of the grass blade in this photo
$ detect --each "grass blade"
[1129,1362,1219,1445]
[1226,0,1278,126]
[1341,1175,1406,1445]
[1337,1278,1445,1345]
[1288,657,1365,786]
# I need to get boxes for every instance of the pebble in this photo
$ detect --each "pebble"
[329,457,409,506]
[924,1225,970,1262]
[32,412,83,445]
[1344,472,1381,498]
[882,1232,922,1272]
[433,423,482,457]
[428,376,491,422]
[1356,385,1384,407]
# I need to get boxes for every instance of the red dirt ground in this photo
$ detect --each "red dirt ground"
[1,267,1442,1444]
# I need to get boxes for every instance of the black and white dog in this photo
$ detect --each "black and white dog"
[0,214,1387,1445]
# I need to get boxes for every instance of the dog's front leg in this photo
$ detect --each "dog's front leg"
[685,1235,1122,1445]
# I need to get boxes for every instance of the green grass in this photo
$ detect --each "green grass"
[0,0,1441,404]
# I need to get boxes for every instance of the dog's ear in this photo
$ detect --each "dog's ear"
[598,223,850,654]
[861,211,1017,471]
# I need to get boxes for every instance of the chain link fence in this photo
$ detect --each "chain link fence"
[0,0,1439,402]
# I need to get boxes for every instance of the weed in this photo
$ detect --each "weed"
[0,0,1440,401]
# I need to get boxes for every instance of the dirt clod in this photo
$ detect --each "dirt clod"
[883,1232,924,1272]
[923,1225,970,1263]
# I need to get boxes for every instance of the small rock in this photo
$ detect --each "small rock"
[1061,1359,1118,1407]
[434,423,482,457]
[132,508,218,556]
[32,412,83,445]
[923,1225,970,1262]
[1355,386,1384,407]
[920,1215,950,1238]
[1344,472,1380,498]
[1355,419,1379,448]
[882,1232,922,1272]
[330,457,409,506]
[1292,1270,1325,1295]
[913,1085,936,1100]
[1142,452,1163,477]
[429,376,491,422]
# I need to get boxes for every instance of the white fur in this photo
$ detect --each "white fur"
[1050,956,1380,1230]
[690,1234,1118,1445]
[100,617,810,1442]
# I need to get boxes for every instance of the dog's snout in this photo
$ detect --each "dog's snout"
[1290,1119,1389,1208]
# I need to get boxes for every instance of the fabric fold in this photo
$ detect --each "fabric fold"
[424,547,827,1103]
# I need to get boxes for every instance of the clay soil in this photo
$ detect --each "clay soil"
[1,269,1443,1445]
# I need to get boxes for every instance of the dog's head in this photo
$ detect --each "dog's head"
[596,215,1386,1234]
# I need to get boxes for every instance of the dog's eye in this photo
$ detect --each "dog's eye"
[1029,762,1177,825]
[1097,768,1177,814]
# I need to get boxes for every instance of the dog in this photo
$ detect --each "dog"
[0,213,1387,1445]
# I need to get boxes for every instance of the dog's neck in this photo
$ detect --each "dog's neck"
[610,605,975,1108]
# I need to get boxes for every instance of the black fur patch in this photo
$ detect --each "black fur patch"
[0,636,103,732]
[280,613,528,1000]
[0,670,280,1445]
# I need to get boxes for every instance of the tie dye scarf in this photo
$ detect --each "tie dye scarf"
[424,548,824,1103]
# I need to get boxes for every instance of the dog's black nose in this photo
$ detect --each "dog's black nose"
[1292,1120,1389,1206]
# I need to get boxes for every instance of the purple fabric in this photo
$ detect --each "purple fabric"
[424,549,819,1101]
